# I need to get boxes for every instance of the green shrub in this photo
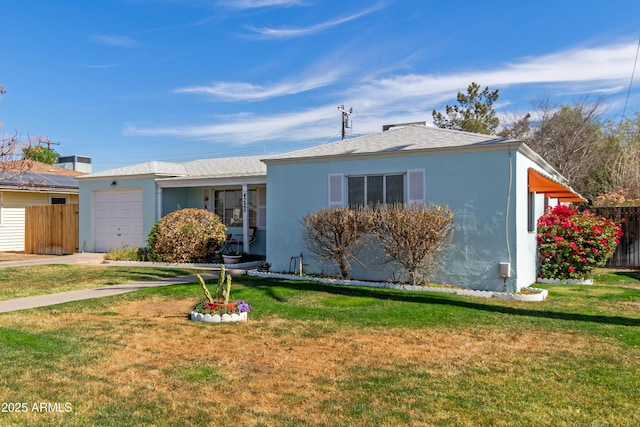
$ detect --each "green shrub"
[147,208,226,263]
[537,205,622,280]
[104,245,148,261]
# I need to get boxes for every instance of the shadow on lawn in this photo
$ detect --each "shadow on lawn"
[243,276,640,328]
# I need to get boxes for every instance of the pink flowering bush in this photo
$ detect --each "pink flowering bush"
[537,205,622,280]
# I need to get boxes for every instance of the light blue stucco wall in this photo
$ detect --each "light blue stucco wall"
[81,179,267,255]
[267,147,576,291]
[162,187,201,215]
[514,155,561,289]
[78,177,158,252]
[266,148,538,291]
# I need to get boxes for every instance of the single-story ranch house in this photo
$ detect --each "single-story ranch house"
[78,124,584,291]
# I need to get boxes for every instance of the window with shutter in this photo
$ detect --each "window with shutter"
[407,168,426,206]
[328,173,344,208]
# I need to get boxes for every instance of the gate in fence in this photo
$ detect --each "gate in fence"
[24,204,79,255]
[594,206,640,268]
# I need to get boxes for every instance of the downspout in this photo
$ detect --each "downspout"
[504,149,514,291]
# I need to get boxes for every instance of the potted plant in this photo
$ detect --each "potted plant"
[222,252,242,264]
[190,266,252,323]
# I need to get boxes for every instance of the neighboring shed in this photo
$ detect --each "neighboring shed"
[77,157,267,253]
[0,161,83,252]
[262,125,584,292]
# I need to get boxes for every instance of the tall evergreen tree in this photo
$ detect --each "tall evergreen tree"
[432,82,500,134]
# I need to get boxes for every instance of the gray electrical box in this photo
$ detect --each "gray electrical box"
[499,262,511,278]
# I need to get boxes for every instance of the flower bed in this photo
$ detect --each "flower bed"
[190,266,252,323]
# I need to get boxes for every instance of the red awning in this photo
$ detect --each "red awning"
[528,169,586,203]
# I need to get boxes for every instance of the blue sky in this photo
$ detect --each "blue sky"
[2,0,640,172]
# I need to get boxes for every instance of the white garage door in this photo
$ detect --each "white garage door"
[94,190,144,252]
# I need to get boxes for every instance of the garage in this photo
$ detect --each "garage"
[94,190,143,252]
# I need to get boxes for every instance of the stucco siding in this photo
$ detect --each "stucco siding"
[79,178,157,252]
[266,148,522,290]
[514,155,563,289]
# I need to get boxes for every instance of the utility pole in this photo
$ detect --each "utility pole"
[337,105,353,140]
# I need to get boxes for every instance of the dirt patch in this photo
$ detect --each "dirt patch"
[0,251,56,262]
[20,298,605,425]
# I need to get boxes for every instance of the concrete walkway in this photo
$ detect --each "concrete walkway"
[0,252,106,268]
[0,253,221,313]
[0,272,216,313]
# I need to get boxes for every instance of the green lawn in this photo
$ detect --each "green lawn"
[0,265,199,300]
[0,268,638,426]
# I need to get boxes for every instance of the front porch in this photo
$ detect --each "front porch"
[159,182,267,256]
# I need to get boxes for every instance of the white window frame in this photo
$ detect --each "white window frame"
[0,193,3,225]
[347,173,405,207]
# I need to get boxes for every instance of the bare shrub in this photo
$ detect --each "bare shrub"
[301,207,370,279]
[371,204,454,285]
[147,208,226,263]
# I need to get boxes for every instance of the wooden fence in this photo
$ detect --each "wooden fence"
[594,206,640,268]
[25,204,79,255]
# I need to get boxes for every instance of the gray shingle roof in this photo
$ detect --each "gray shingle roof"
[178,156,266,179]
[263,125,518,162]
[80,157,266,180]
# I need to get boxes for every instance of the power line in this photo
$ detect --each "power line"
[621,37,640,121]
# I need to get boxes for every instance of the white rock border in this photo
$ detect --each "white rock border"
[247,270,548,302]
[103,260,262,270]
[536,277,594,285]
[190,311,248,323]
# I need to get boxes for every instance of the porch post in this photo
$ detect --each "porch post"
[242,184,249,253]
[156,186,163,221]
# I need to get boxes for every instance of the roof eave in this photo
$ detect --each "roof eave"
[262,141,524,165]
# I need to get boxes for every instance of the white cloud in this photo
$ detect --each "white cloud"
[92,34,139,48]
[173,67,345,101]
[126,40,640,146]
[219,0,305,8]
[247,5,384,38]
[124,105,337,144]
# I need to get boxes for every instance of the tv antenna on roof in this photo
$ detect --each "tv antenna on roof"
[337,105,353,140]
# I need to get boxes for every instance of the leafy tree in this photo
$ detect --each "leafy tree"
[22,141,60,164]
[432,82,500,134]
